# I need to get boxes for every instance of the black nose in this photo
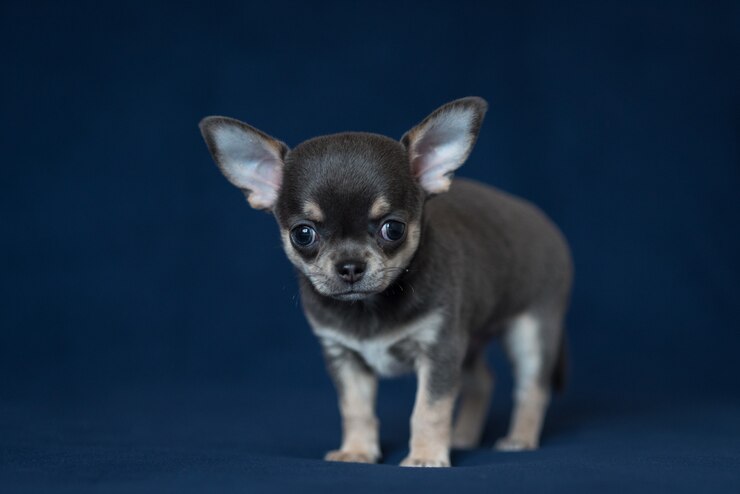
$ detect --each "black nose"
[335,261,366,283]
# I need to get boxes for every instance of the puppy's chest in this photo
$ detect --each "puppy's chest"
[311,311,444,377]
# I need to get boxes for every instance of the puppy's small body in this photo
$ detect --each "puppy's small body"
[200,98,572,467]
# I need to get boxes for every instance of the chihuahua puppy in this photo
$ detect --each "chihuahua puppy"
[199,97,572,467]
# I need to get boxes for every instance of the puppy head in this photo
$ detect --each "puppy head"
[200,97,487,301]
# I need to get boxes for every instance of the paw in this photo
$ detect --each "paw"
[494,436,538,452]
[400,456,450,467]
[325,449,378,464]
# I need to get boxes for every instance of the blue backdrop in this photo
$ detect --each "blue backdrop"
[2,1,739,492]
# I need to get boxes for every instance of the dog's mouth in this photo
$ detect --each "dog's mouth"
[330,289,377,301]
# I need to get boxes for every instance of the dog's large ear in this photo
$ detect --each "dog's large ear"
[199,116,288,210]
[401,97,488,194]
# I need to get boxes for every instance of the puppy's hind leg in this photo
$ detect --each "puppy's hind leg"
[495,312,561,451]
[451,353,493,449]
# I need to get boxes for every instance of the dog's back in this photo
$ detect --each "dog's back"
[425,178,573,334]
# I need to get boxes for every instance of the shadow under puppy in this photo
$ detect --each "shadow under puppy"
[199,97,572,467]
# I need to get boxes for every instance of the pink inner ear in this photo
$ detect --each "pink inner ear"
[411,134,471,194]
[212,125,285,209]
[244,157,283,209]
[407,108,476,194]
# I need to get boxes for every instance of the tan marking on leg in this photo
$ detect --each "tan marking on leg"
[369,196,390,219]
[496,313,550,451]
[324,358,380,464]
[302,200,324,223]
[452,356,493,449]
[400,361,457,467]
[496,384,549,451]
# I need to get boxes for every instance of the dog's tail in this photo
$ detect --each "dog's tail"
[551,330,568,393]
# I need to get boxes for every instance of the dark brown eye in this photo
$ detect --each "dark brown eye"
[380,220,405,241]
[291,225,317,247]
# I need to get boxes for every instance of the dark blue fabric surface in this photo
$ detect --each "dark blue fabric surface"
[2,1,739,492]
[3,383,739,493]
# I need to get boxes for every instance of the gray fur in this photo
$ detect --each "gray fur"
[199,97,573,466]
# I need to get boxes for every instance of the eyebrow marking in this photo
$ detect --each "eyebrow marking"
[303,201,324,222]
[369,197,390,219]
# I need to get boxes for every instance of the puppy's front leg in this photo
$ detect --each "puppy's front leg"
[322,344,380,464]
[401,358,459,467]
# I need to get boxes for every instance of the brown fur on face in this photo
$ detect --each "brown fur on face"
[280,200,422,301]
[302,201,324,223]
[369,197,391,219]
